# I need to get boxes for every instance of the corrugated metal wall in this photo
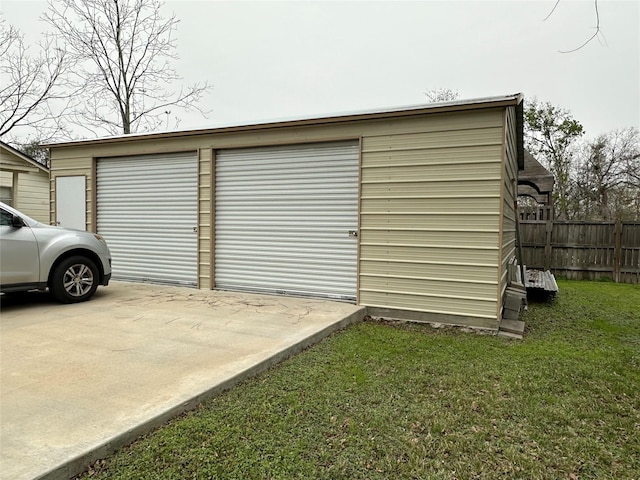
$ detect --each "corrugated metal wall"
[14,171,49,223]
[359,110,505,325]
[49,102,520,328]
[97,152,198,286]
[215,141,359,300]
[500,107,519,307]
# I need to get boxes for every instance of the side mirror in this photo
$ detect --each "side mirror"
[11,214,24,228]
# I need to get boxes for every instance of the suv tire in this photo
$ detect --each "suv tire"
[49,256,99,303]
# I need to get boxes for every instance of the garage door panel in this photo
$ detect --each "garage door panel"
[215,249,357,265]
[217,270,355,296]
[215,141,359,300]
[97,152,198,286]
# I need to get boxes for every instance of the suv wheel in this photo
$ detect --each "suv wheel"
[49,256,99,303]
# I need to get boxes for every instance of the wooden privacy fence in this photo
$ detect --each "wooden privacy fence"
[519,220,640,284]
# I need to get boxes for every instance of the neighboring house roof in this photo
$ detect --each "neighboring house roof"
[0,140,49,173]
[517,150,554,204]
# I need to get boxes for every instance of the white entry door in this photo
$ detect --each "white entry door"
[55,176,86,230]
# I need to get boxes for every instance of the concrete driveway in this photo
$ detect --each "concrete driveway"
[0,282,365,480]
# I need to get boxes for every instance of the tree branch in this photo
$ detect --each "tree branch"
[43,0,211,137]
[545,0,602,53]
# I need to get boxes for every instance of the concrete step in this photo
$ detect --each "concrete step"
[500,318,525,335]
[506,285,527,303]
[498,330,523,340]
[504,294,523,312]
[502,309,521,321]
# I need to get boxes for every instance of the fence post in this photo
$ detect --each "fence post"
[544,219,553,271]
[614,221,622,283]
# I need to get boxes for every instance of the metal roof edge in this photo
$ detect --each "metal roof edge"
[44,93,523,148]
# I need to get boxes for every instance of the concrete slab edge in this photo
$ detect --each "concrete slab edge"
[35,307,367,480]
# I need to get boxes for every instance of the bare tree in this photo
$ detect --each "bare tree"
[425,88,459,103]
[14,140,50,168]
[0,18,72,142]
[44,0,211,136]
[575,128,640,220]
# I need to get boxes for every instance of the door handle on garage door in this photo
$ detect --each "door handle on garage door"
[193,227,198,233]
[348,230,358,238]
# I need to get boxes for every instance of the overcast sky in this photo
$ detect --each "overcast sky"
[2,0,639,139]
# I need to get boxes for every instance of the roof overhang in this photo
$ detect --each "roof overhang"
[43,93,524,149]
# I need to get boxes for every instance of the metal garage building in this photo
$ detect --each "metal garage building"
[46,94,524,330]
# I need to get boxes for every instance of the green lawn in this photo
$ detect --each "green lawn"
[80,280,639,480]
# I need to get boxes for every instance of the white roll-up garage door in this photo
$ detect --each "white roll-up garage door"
[97,152,198,286]
[215,141,359,301]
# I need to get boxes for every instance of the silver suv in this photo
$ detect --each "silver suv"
[0,202,112,303]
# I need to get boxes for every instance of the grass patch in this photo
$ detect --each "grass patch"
[80,280,639,479]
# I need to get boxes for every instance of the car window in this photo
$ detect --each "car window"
[0,208,13,226]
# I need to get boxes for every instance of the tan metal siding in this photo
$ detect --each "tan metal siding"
[361,213,500,229]
[364,144,503,167]
[363,127,503,152]
[198,148,212,289]
[360,291,497,318]
[360,229,498,247]
[14,171,49,223]
[500,107,519,309]
[361,260,497,282]
[360,109,504,324]
[363,196,500,213]
[361,245,498,265]
[362,179,499,197]
[49,105,513,327]
[362,163,501,183]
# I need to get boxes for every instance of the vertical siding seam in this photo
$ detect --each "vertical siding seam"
[91,158,97,233]
[50,170,55,226]
[197,149,202,289]
[48,170,53,225]
[210,148,216,289]
[356,136,363,305]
